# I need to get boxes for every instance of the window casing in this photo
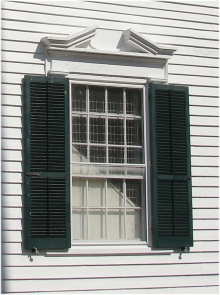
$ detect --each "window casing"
[71,84,147,241]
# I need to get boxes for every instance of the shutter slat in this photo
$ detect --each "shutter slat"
[150,83,193,248]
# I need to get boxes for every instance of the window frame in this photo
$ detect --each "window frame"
[70,79,151,245]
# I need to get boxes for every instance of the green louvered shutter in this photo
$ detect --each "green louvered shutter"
[150,83,193,248]
[24,75,70,249]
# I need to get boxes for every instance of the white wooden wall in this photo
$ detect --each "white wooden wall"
[1,0,219,293]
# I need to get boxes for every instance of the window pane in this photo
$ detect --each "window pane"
[72,116,87,143]
[108,87,123,114]
[90,146,106,163]
[126,179,142,207]
[107,179,124,207]
[72,145,88,162]
[72,85,86,112]
[107,209,124,239]
[126,89,142,115]
[90,118,105,143]
[127,147,142,164]
[126,209,142,239]
[88,178,105,207]
[88,209,106,240]
[89,86,105,113]
[108,118,124,145]
[72,209,87,239]
[72,178,87,206]
[126,119,142,145]
[109,147,124,163]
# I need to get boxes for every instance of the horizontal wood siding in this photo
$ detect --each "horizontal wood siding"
[1,0,219,293]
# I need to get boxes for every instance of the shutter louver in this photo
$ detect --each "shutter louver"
[24,75,70,249]
[150,83,193,248]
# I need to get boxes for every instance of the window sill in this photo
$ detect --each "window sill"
[46,242,173,256]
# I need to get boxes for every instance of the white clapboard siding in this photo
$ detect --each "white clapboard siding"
[1,0,219,294]
[190,97,219,107]
[193,219,219,230]
[2,51,44,64]
[191,136,219,147]
[2,251,219,267]
[1,139,22,151]
[1,12,219,42]
[192,167,219,177]
[1,62,44,76]
[10,286,218,294]
[2,262,219,280]
[1,5,218,35]
[2,274,219,293]
[1,195,22,207]
[193,197,219,208]
[11,0,218,18]
[190,106,219,117]
[2,0,219,26]
[1,127,22,139]
[2,117,22,129]
[191,146,218,156]
[190,126,219,137]
[169,75,219,87]
[192,177,219,187]
[1,161,22,173]
[192,186,219,197]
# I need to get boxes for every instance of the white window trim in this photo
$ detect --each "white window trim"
[70,80,148,243]
[41,26,176,254]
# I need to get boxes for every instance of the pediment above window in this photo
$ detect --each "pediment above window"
[41,25,177,61]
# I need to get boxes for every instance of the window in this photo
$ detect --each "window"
[24,75,193,250]
[71,85,146,240]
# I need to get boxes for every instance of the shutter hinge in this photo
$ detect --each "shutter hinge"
[26,172,40,177]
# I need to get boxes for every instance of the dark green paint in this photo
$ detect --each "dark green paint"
[150,83,193,248]
[24,75,70,249]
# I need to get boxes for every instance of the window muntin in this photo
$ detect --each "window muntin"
[71,84,146,241]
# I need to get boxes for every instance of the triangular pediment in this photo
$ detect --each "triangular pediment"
[41,26,176,59]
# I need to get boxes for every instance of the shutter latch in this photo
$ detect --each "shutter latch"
[26,172,40,177]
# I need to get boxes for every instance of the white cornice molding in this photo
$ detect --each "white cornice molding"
[41,26,177,66]
[41,25,98,50]
[123,29,177,56]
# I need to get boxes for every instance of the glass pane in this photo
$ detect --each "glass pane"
[126,89,142,116]
[72,209,87,239]
[108,147,124,163]
[72,178,87,206]
[72,145,87,162]
[126,179,142,207]
[107,179,124,207]
[89,86,105,113]
[72,85,86,112]
[126,119,142,146]
[127,147,143,164]
[72,116,87,143]
[88,178,105,207]
[88,209,106,240]
[126,209,142,239]
[108,118,124,145]
[90,118,105,143]
[90,146,106,163]
[108,87,123,114]
[107,209,124,239]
